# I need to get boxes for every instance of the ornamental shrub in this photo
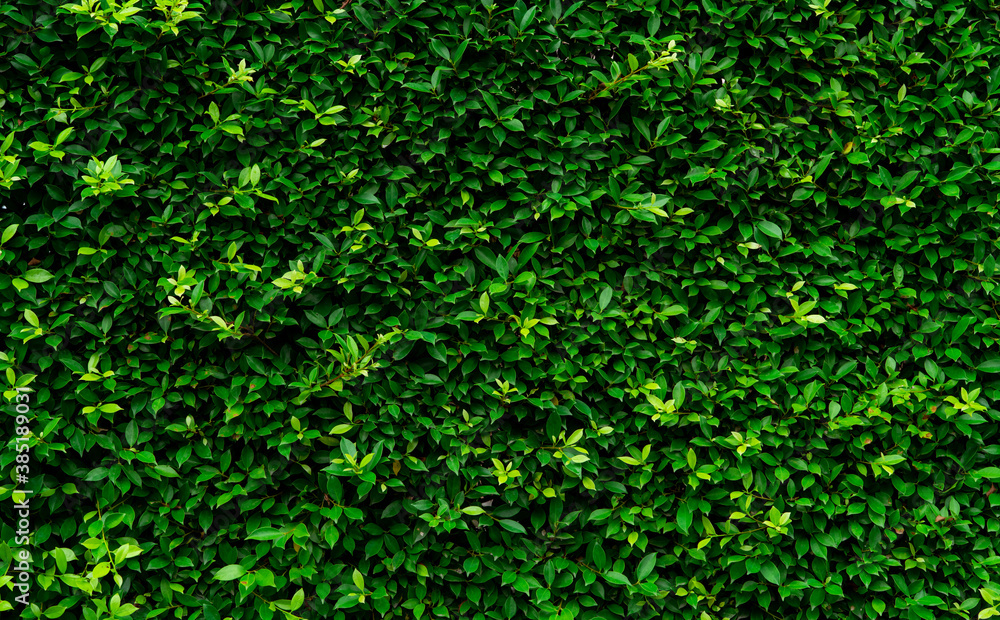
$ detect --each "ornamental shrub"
[3,1,1000,619]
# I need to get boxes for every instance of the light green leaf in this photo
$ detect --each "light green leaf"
[847,151,870,165]
[973,467,1000,479]
[213,564,247,581]
[290,588,305,612]
[247,527,285,541]
[54,127,74,145]
[23,269,53,283]
[876,454,906,465]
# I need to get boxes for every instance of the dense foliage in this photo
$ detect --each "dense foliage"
[3,0,1000,619]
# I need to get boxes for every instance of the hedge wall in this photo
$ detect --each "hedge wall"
[3,0,1000,619]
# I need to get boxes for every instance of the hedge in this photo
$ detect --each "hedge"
[3,0,1000,619]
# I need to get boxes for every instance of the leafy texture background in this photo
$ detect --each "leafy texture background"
[3,0,1000,619]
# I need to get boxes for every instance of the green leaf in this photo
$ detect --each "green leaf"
[760,560,781,584]
[290,588,305,612]
[592,541,607,570]
[124,420,137,446]
[673,382,686,408]
[495,255,509,280]
[604,571,631,586]
[52,127,73,146]
[154,464,180,477]
[697,139,726,153]
[202,604,221,620]
[598,286,613,311]
[312,233,336,249]
[676,503,693,533]
[247,527,285,540]
[757,221,783,239]
[501,119,525,132]
[2,223,16,244]
[429,38,450,61]
[973,467,1000,479]
[636,552,657,581]
[497,519,526,534]
[877,454,906,465]
[978,360,1000,373]
[85,467,109,482]
[23,268,54,283]
[847,151,870,165]
[214,564,247,581]
[353,6,376,30]
[0,131,14,154]
[801,70,822,83]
